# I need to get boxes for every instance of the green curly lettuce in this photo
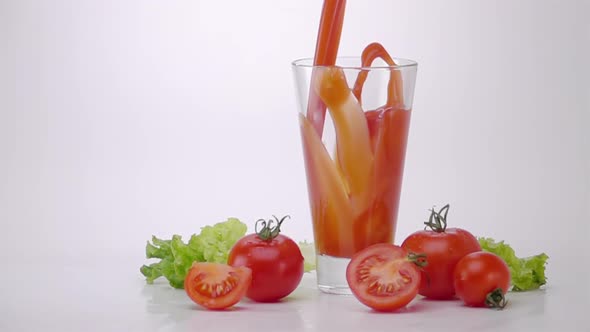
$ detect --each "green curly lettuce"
[140,218,247,289]
[478,237,548,291]
[298,241,316,272]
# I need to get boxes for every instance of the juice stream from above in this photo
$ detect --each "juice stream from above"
[306,0,347,137]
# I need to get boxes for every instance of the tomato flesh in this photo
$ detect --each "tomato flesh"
[453,252,511,307]
[346,243,421,311]
[184,263,251,310]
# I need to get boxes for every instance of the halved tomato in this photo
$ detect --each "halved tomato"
[346,243,423,311]
[184,263,252,310]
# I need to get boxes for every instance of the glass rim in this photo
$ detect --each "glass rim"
[291,56,418,70]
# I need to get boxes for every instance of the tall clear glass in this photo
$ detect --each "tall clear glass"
[292,57,417,294]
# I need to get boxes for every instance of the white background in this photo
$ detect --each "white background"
[1,0,588,277]
[1,1,589,331]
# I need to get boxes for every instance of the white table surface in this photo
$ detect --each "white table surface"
[2,256,588,332]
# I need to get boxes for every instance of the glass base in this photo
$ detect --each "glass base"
[316,255,352,295]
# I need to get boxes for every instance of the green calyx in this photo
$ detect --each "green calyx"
[407,252,428,268]
[485,288,507,309]
[255,215,290,241]
[424,204,450,232]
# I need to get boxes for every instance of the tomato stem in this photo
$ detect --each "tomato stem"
[485,288,507,309]
[255,215,290,241]
[407,252,428,268]
[407,252,430,286]
[423,204,450,232]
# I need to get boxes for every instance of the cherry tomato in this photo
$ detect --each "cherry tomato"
[401,204,481,300]
[228,215,304,302]
[184,262,251,310]
[346,243,425,311]
[453,251,511,308]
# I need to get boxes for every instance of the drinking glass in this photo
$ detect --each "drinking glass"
[292,57,417,294]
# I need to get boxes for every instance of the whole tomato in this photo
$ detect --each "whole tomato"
[453,251,511,308]
[401,204,481,299]
[228,215,304,302]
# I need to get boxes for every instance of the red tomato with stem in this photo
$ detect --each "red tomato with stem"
[228,215,304,302]
[401,204,481,299]
[346,243,426,311]
[184,262,252,310]
[453,251,511,308]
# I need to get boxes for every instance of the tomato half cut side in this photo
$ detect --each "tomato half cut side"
[346,243,422,312]
[184,263,252,310]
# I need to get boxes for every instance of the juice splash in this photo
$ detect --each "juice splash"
[315,67,373,211]
[300,1,413,258]
[301,106,411,257]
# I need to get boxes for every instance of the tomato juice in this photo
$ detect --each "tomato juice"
[300,106,411,257]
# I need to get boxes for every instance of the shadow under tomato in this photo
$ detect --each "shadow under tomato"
[418,296,459,302]
[188,304,249,312]
[237,295,309,311]
[366,300,430,314]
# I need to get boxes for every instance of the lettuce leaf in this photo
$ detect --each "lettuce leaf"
[478,237,548,291]
[140,218,247,289]
[298,241,317,272]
